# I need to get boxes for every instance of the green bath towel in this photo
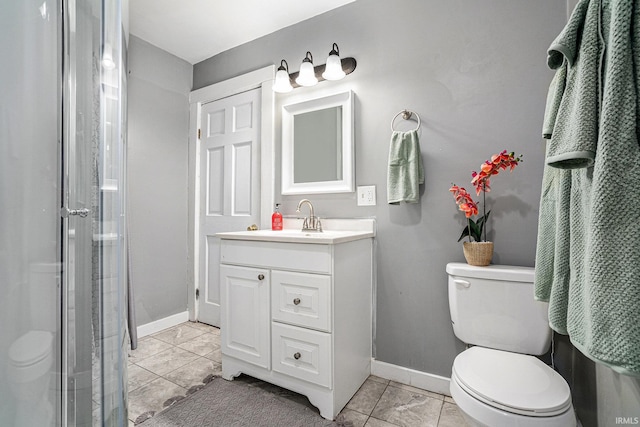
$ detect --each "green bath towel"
[545,0,600,169]
[535,0,640,377]
[387,130,424,204]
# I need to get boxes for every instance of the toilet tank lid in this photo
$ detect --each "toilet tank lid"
[446,262,534,283]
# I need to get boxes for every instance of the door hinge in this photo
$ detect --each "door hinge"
[195,288,199,300]
[197,129,201,139]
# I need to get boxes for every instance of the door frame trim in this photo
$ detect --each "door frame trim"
[187,66,275,321]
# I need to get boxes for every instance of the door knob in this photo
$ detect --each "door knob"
[258,274,265,280]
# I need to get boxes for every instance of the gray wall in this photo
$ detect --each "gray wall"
[195,0,561,377]
[128,36,192,325]
[554,334,640,426]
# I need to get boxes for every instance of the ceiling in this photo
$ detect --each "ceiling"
[129,0,357,65]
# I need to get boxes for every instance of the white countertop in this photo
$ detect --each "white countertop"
[216,218,376,245]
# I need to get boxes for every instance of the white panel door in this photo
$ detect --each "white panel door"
[198,88,261,326]
[220,264,270,368]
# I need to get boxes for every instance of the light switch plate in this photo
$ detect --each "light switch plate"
[357,185,376,206]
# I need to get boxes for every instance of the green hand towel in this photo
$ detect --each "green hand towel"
[387,130,424,204]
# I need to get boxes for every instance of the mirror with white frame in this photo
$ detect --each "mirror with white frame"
[281,90,354,195]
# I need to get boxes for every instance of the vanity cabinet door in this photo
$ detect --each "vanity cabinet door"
[220,264,270,369]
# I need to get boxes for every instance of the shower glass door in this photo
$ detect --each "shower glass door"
[0,0,126,425]
[62,0,127,425]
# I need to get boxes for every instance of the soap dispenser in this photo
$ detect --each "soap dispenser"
[272,203,283,231]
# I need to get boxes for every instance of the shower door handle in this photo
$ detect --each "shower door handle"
[61,207,91,218]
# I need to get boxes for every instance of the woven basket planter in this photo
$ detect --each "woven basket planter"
[462,241,494,266]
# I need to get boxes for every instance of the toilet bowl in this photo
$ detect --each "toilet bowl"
[8,330,54,425]
[446,263,576,427]
[9,331,53,387]
[450,347,575,427]
[7,262,58,425]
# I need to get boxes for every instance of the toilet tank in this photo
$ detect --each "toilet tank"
[446,262,551,355]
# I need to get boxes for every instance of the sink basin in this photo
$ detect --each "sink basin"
[216,228,374,244]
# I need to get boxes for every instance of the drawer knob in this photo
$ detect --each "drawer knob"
[294,352,301,360]
[258,274,265,280]
[293,298,301,305]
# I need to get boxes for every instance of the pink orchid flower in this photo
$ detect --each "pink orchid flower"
[450,151,523,243]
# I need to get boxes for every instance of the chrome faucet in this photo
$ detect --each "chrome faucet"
[296,199,322,232]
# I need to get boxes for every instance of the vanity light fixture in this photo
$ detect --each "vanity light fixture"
[273,43,357,93]
[272,59,293,93]
[295,51,319,87]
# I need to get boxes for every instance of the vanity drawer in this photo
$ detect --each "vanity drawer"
[272,322,332,388]
[272,270,331,332]
[220,240,332,274]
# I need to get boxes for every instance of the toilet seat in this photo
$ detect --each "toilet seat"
[9,331,53,367]
[452,346,572,417]
[9,331,53,382]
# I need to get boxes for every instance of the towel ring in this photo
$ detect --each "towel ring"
[391,109,421,132]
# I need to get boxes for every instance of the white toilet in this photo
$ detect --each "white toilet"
[8,262,59,426]
[446,262,576,427]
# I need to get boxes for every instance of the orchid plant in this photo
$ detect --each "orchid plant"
[450,150,522,243]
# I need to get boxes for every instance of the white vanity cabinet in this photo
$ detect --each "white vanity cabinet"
[218,231,373,420]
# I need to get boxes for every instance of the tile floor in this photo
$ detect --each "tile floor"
[127,321,468,426]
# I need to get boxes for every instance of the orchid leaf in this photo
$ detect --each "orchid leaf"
[457,226,471,242]
[477,210,491,227]
[476,210,491,241]
[468,219,482,241]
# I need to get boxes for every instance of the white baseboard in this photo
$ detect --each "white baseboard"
[137,311,190,338]
[371,358,451,396]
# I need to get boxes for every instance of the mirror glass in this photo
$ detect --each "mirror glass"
[282,90,353,194]
[293,106,342,183]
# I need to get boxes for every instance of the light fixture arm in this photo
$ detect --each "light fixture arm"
[278,59,289,73]
[302,51,313,64]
